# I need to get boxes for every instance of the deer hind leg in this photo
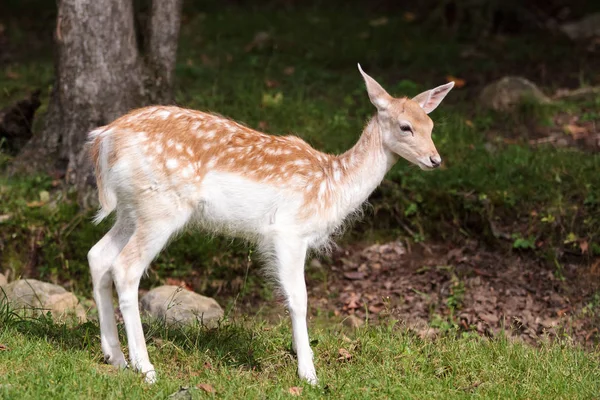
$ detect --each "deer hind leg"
[270,235,317,385]
[88,209,135,368]
[112,206,192,384]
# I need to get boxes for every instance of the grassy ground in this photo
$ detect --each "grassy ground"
[1,306,599,399]
[1,3,600,399]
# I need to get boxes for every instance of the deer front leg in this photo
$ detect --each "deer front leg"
[272,236,317,385]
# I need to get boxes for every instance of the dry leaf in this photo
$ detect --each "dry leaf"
[283,66,295,75]
[369,17,388,27]
[197,383,216,393]
[368,303,383,314]
[343,271,365,280]
[338,348,352,361]
[165,278,193,291]
[403,12,416,22]
[26,201,45,208]
[201,54,217,67]
[244,31,271,52]
[446,75,466,88]
[564,123,588,138]
[288,386,302,396]
[580,240,589,254]
[465,120,474,128]
[0,344,8,351]
[5,70,20,80]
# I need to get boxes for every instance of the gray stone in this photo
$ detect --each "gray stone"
[480,77,550,111]
[140,285,223,327]
[560,13,600,40]
[0,279,87,322]
[0,273,7,287]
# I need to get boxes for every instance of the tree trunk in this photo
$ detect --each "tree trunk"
[10,0,182,207]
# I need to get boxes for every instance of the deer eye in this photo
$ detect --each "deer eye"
[400,124,413,134]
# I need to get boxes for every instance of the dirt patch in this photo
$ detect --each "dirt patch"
[308,240,600,345]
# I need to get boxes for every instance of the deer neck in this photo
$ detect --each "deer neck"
[330,116,398,217]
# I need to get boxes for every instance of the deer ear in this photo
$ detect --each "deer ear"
[412,81,454,114]
[358,63,392,110]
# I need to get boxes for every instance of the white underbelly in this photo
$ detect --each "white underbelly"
[194,171,301,238]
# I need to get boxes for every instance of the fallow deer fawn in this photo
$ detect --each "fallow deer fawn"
[87,64,454,385]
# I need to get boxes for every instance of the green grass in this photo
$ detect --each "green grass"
[1,307,599,399]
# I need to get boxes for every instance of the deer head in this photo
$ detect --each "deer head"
[358,64,454,170]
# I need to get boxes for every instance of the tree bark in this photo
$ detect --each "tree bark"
[10,0,182,207]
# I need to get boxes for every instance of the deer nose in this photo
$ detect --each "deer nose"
[430,155,442,168]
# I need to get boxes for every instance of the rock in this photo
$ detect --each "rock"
[560,13,600,40]
[343,314,364,329]
[0,273,7,287]
[1,279,87,322]
[140,285,223,327]
[480,77,550,111]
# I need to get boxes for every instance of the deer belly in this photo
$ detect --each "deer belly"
[195,171,300,237]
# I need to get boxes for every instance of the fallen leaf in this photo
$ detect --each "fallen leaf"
[343,271,365,280]
[368,304,383,314]
[283,66,295,75]
[197,383,216,393]
[165,278,193,291]
[201,54,217,67]
[403,12,416,22]
[26,200,45,208]
[344,292,361,310]
[465,120,474,128]
[446,75,466,88]
[343,314,364,328]
[5,69,20,80]
[585,328,598,341]
[369,17,388,27]
[563,123,588,139]
[338,348,352,361]
[580,240,589,254]
[288,386,302,396]
[244,31,271,52]
[556,307,570,317]
[0,344,8,351]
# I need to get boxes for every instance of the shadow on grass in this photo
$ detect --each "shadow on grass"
[0,299,267,371]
